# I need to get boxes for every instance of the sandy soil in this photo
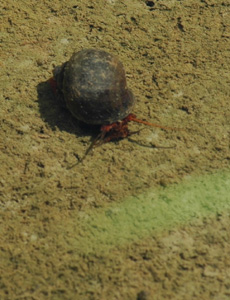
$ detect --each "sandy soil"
[1,0,230,299]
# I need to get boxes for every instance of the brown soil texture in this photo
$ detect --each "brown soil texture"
[1,0,230,299]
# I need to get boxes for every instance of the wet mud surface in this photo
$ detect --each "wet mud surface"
[1,0,230,299]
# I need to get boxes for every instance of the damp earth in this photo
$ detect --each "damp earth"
[1,0,230,299]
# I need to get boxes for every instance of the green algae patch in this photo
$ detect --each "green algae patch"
[63,171,230,255]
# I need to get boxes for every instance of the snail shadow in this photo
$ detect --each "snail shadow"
[36,79,100,139]
[36,79,172,162]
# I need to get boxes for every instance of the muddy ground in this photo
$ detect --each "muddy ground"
[1,0,230,299]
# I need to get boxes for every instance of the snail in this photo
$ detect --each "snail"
[50,49,178,155]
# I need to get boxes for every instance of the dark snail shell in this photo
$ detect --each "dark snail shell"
[54,49,135,125]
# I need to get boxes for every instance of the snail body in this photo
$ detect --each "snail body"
[54,49,135,125]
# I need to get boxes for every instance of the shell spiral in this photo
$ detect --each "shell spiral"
[55,49,135,125]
